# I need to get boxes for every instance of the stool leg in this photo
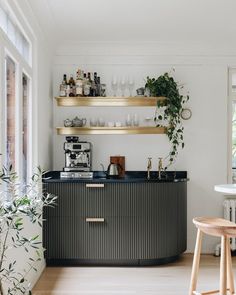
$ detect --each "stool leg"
[220,235,227,295]
[189,229,203,295]
[227,238,235,294]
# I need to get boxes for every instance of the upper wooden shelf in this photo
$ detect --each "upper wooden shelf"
[54,96,166,107]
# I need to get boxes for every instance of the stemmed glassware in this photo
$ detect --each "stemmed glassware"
[111,76,118,96]
[119,77,127,97]
[128,78,134,97]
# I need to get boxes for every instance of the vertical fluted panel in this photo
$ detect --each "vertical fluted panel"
[43,181,187,261]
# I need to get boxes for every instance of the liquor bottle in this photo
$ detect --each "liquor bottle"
[85,72,92,97]
[94,72,98,96]
[94,72,97,83]
[65,74,70,97]
[90,72,96,97]
[68,74,75,97]
[59,74,67,97]
[75,69,83,96]
[82,72,87,96]
[97,76,101,96]
[83,73,90,97]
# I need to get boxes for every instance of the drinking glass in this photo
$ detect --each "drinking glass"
[111,77,118,96]
[98,118,105,127]
[128,77,134,97]
[126,114,132,127]
[90,118,98,127]
[120,77,127,97]
[133,114,139,126]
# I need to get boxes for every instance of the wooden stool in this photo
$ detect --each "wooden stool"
[189,217,236,295]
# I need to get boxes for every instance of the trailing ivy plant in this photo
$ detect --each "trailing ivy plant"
[0,166,57,295]
[145,71,189,168]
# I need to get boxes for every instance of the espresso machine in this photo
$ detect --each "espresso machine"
[60,137,93,179]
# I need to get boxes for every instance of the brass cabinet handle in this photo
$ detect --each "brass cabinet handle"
[86,184,104,188]
[86,218,105,223]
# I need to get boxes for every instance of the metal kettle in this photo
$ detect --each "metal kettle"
[101,163,121,178]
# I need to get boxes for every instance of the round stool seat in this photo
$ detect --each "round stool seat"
[190,217,236,295]
[193,216,236,237]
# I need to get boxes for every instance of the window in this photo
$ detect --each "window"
[5,56,16,170]
[0,2,34,183]
[22,74,29,183]
[0,4,31,64]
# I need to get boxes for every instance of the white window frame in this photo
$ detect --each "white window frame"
[0,1,37,181]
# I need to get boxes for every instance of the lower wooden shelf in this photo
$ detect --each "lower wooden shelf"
[56,126,167,135]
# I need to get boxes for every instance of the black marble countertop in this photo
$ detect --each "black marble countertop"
[43,171,188,183]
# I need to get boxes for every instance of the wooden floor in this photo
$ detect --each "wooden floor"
[33,254,235,295]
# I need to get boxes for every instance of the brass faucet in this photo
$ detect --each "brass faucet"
[147,157,152,180]
[158,157,163,180]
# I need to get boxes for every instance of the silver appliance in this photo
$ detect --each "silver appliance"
[100,163,122,178]
[62,138,92,179]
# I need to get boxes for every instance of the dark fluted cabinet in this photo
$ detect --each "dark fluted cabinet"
[43,180,187,265]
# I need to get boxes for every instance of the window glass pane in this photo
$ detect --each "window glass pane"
[22,74,29,183]
[0,4,31,64]
[232,73,236,93]
[7,17,16,45]
[5,56,16,169]
[22,35,29,63]
[0,6,7,32]
[15,29,23,56]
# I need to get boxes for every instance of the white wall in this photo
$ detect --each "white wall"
[36,39,53,170]
[53,42,233,253]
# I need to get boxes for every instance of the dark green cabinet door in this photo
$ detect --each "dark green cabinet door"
[43,182,187,262]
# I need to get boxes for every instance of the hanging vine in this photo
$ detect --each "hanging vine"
[145,71,189,168]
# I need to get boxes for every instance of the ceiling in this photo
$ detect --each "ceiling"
[27,0,236,45]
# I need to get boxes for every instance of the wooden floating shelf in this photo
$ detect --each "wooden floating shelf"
[55,96,166,107]
[56,126,167,135]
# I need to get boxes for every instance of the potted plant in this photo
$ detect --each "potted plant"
[0,166,57,295]
[145,71,189,168]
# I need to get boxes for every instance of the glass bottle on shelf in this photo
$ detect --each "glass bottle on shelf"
[94,72,98,96]
[75,69,83,97]
[66,75,70,97]
[90,72,96,97]
[84,73,91,97]
[82,72,87,96]
[97,76,101,96]
[68,74,75,97]
[59,74,67,97]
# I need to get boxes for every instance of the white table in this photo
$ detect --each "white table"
[215,184,236,194]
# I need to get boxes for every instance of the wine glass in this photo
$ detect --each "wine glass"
[111,76,118,96]
[120,77,127,97]
[128,77,134,97]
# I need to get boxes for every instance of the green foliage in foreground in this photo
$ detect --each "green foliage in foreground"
[0,166,57,295]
